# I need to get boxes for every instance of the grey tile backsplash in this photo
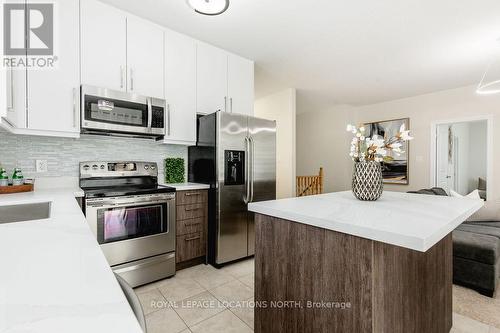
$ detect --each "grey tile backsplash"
[0,129,188,181]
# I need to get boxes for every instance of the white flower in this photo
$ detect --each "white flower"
[360,136,365,141]
[349,152,354,157]
[390,142,402,148]
[352,137,358,143]
[346,124,355,132]
[356,132,362,138]
[400,131,413,141]
[399,123,406,133]
[351,129,357,134]
[376,147,387,156]
[359,126,365,132]
[375,157,383,162]
[353,153,359,158]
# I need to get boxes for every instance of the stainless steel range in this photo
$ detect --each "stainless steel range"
[80,161,176,287]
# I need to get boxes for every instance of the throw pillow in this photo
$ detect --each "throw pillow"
[450,189,481,200]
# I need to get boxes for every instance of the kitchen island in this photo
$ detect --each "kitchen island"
[248,191,483,333]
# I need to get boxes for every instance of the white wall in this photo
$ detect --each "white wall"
[255,88,296,199]
[296,105,356,193]
[297,84,500,200]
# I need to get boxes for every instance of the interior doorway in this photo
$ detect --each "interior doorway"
[431,117,492,200]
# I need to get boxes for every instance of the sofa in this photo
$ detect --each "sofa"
[408,188,500,297]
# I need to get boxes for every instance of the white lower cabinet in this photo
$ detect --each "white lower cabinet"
[163,30,197,145]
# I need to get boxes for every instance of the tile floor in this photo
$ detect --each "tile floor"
[135,258,498,333]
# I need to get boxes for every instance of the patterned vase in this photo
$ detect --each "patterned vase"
[352,161,384,201]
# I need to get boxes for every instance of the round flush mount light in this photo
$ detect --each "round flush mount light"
[186,0,229,16]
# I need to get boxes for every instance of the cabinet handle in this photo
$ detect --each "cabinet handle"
[224,96,227,112]
[120,66,124,89]
[230,97,233,113]
[185,222,202,227]
[185,236,201,241]
[185,193,201,196]
[73,88,78,128]
[130,68,134,91]
[167,104,171,136]
[7,67,14,110]
[185,207,202,212]
[147,98,152,130]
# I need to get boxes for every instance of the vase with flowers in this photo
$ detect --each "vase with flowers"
[346,123,414,201]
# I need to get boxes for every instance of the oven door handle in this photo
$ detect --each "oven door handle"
[147,98,153,132]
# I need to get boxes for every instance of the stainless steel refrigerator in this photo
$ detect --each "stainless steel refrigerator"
[188,111,276,266]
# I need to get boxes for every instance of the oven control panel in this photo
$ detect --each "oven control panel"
[80,161,157,178]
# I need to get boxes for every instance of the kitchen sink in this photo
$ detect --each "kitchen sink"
[0,202,51,224]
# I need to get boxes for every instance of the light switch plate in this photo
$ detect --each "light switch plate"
[36,160,48,173]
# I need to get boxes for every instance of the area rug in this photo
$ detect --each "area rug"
[453,283,500,329]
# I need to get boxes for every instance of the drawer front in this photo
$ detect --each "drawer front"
[176,190,208,205]
[177,203,205,220]
[177,217,204,236]
[176,232,205,263]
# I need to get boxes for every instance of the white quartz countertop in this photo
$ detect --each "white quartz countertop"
[160,182,210,191]
[0,188,143,333]
[248,191,484,252]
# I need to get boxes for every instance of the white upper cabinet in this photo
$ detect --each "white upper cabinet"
[81,0,127,92]
[2,0,79,137]
[163,30,197,145]
[4,67,27,129]
[196,43,228,114]
[81,0,164,98]
[28,0,80,133]
[3,0,27,129]
[227,53,254,116]
[126,16,164,99]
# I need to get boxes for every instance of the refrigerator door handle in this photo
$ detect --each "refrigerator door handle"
[243,136,251,204]
[249,136,255,202]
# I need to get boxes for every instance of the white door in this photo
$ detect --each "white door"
[126,16,164,98]
[436,124,453,193]
[27,0,80,133]
[227,53,254,116]
[196,42,227,114]
[164,30,196,145]
[80,0,126,91]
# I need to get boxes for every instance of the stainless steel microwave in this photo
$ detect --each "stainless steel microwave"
[81,85,166,138]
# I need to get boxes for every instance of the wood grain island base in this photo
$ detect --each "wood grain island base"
[255,214,453,333]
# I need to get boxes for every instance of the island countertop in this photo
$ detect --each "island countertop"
[248,191,484,252]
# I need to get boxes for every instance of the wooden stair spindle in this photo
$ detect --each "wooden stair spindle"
[296,168,324,197]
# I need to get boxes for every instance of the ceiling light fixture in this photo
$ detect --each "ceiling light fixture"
[477,40,500,95]
[186,0,229,16]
